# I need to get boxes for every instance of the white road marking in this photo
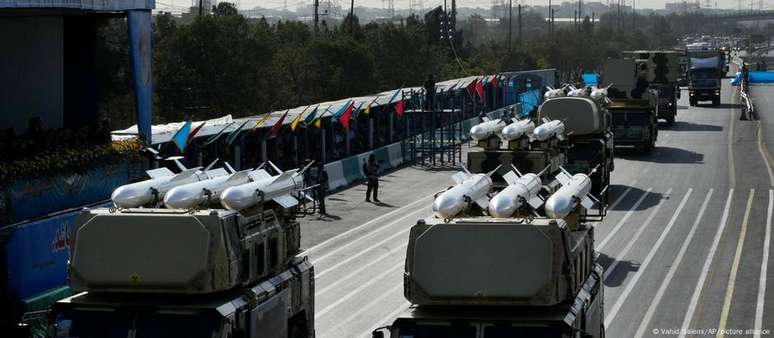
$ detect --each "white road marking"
[604,188,672,281]
[304,194,431,255]
[319,282,404,338]
[718,189,755,338]
[633,189,715,338]
[608,179,640,210]
[315,262,403,319]
[728,90,737,187]
[315,222,415,278]
[604,189,693,328]
[316,242,408,296]
[598,187,654,250]
[678,189,735,338]
[754,189,773,338]
[312,205,424,267]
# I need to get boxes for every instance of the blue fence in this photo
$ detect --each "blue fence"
[731,71,774,85]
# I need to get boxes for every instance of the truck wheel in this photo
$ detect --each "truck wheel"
[689,98,697,106]
[643,141,655,154]
[712,97,720,106]
[666,115,675,126]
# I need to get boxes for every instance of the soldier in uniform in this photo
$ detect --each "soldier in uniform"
[363,154,381,203]
[317,162,328,215]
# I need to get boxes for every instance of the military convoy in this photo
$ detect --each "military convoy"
[601,58,659,153]
[33,162,317,338]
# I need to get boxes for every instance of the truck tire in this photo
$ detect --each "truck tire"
[689,98,697,106]
[666,114,675,126]
[712,97,720,106]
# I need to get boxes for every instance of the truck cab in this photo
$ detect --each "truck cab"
[688,68,721,106]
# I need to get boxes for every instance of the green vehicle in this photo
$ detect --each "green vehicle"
[607,98,658,153]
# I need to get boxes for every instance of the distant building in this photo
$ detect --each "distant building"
[665,1,700,13]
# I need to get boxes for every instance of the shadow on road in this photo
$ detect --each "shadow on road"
[617,146,704,164]
[660,121,723,132]
[596,251,641,287]
[702,103,744,109]
[607,185,666,212]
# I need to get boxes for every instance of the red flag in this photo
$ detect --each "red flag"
[338,101,355,129]
[466,79,477,98]
[395,100,405,117]
[475,79,484,102]
[491,75,499,88]
[266,111,288,139]
[186,122,206,145]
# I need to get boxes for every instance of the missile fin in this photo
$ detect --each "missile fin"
[557,133,566,141]
[168,168,201,183]
[527,196,545,209]
[542,118,550,124]
[580,196,595,209]
[225,170,252,184]
[223,162,236,174]
[268,161,283,174]
[269,169,297,184]
[509,164,524,177]
[204,158,219,171]
[146,167,174,179]
[474,196,490,209]
[503,171,519,185]
[273,194,299,208]
[248,169,273,182]
[451,171,468,184]
[298,160,316,175]
[556,171,572,186]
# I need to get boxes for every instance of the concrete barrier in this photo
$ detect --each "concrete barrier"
[324,161,347,191]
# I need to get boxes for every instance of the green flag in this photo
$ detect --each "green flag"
[349,102,366,120]
[302,105,320,127]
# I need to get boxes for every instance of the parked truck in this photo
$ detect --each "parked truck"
[373,217,604,338]
[601,58,659,153]
[29,207,315,338]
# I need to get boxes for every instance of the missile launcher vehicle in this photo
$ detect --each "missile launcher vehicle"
[43,189,315,337]
[373,217,604,338]
[623,50,682,124]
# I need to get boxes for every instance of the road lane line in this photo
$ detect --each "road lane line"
[729,89,737,187]
[678,189,735,338]
[315,221,415,278]
[604,188,673,281]
[319,282,404,338]
[603,189,693,328]
[598,187,653,251]
[608,179,639,210]
[304,193,432,255]
[758,122,774,187]
[754,189,773,338]
[718,189,755,338]
[633,189,715,338]
[315,262,403,319]
[316,242,408,296]
[312,206,425,267]
[365,301,411,337]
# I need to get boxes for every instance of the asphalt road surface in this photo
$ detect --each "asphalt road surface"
[298,78,774,338]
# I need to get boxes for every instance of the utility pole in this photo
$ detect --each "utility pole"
[518,4,522,46]
[314,0,320,34]
[349,0,354,35]
[198,0,203,16]
[508,0,513,52]
[548,0,552,35]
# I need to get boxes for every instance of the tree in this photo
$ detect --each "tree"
[213,2,239,17]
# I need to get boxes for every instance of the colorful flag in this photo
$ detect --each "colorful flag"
[350,102,366,120]
[290,106,309,131]
[172,120,192,152]
[251,113,272,131]
[313,108,329,128]
[338,102,356,129]
[332,100,353,122]
[203,122,235,146]
[387,88,402,104]
[466,79,477,97]
[266,110,289,139]
[303,105,319,126]
[395,100,405,117]
[185,122,206,145]
[492,75,499,88]
[227,119,251,145]
[475,79,484,102]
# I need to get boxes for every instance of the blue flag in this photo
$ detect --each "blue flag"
[172,120,191,152]
[332,100,352,122]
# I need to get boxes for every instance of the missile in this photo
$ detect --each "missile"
[567,86,587,97]
[589,84,612,101]
[544,167,599,219]
[220,161,315,211]
[163,162,255,209]
[111,159,225,208]
[533,118,567,141]
[488,166,547,218]
[500,119,535,141]
[432,165,500,219]
[544,86,567,99]
[470,118,506,141]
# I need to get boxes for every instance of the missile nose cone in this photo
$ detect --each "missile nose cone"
[163,187,197,209]
[545,194,573,219]
[111,185,148,208]
[470,126,487,141]
[433,194,461,219]
[220,186,252,211]
[488,194,516,218]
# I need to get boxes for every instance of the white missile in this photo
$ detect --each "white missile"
[544,167,599,219]
[470,118,506,141]
[500,119,535,141]
[589,84,611,101]
[567,86,587,97]
[220,161,315,211]
[111,159,225,208]
[544,86,567,99]
[432,166,499,219]
[533,118,567,141]
[488,166,547,218]
[163,162,255,209]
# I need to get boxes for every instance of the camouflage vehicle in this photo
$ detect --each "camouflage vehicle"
[623,50,682,125]
[601,58,659,153]
[35,208,314,338]
[373,217,604,338]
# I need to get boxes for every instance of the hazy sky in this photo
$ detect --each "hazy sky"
[244,0,762,11]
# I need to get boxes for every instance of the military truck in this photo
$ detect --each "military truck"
[373,217,604,338]
[538,96,613,209]
[601,58,659,153]
[37,207,314,338]
[623,50,682,125]
[685,49,723,106]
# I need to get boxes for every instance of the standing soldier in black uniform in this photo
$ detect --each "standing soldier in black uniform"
[424,74,436,111]
[317,162,328,216]
[363,154,381,203]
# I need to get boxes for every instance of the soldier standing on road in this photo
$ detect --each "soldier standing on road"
[363,154,381,203]
[317,162,328,216]
[424,74,436,111]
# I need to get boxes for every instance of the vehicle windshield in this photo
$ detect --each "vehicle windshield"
[395,322,477,338]
[48,307,221,338]
[690,69,717,81]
